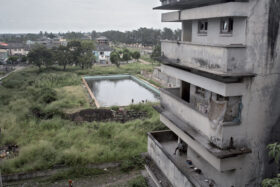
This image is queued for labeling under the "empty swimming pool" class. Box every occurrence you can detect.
[84,75,160,107]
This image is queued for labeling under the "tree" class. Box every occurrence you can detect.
[110,51,120,67]
[161,27,174,40]
[54,46,72,70]
[132,51,141,61]
[151,45,161,61]
[262,143,280,187]
[79,41,95,69]
[122,48,131,63]
[67,41,82,66]
[21,56,28,63]
[7,56,19,65]
[27,46,53,70]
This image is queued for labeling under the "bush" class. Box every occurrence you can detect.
[121,155,144,172]
[39,87,58,104]
[128,176,148,187]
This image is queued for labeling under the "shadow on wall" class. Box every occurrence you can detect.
[268,0,280,59]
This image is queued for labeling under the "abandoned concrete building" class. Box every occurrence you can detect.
[146,0,280,186]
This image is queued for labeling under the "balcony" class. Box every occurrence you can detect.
[147,130,210,187]
[160,88,247,149]
[161,40,250,75]
[147,131,250,186]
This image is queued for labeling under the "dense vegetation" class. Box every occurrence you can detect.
[0,63,164,174]
[262,143,280,187]
[27,40,95,71]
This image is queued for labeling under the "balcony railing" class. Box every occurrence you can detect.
[161,40,249,75]
[148,130,210,187]
[148,130,250,186]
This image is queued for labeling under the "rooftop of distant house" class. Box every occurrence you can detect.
[96,36,108,41]
[0,42,28,50]
[95,44,113,52]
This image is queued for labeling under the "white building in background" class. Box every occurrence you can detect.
[93,36,113,64]
[146,0,280,186]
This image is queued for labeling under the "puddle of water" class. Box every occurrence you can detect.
[86,78,159,107]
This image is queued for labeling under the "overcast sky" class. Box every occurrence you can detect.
[0,0,180,34]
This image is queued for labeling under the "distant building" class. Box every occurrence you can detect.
[27,37,67,50]
[146,0,280,187]
[93,36,113,64]
[5,43,29,56]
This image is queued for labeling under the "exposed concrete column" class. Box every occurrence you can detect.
[182,21,192,42]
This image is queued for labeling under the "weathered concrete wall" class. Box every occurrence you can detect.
[240,0,280,185]
[161,40,248,74]
[192,17,247,46]
[148,136,193,187]
[151,67,179,87]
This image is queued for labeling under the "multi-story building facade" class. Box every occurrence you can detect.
[146,0,280,186]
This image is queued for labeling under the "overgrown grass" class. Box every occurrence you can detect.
[0,64,164,174]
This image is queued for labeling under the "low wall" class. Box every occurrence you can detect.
[148,133,194,187]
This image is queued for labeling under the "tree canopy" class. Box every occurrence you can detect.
[27,46,53,70]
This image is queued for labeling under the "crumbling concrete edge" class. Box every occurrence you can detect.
[82,77,100,108]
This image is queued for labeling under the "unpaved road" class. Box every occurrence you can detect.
[5,170,144,187]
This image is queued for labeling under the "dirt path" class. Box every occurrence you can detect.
[0,66,25,81]
[5,170,144,187]
[139,59,151,65]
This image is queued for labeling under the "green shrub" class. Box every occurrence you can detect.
[39,87,58,104]
[128,176,148,187]
[121,155,144,172]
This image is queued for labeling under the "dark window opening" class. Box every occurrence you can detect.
[216,94,229,101]
[220,18,234,34]
[180,81,190,103]
[198,20,208,34]
[195,87,206,98]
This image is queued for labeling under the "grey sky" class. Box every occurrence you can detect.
[0,0,180,34]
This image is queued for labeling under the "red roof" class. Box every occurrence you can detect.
[0,42,8,46]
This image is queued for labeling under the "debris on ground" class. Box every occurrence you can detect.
[0,144,19,160]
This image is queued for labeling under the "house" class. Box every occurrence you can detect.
[146,0,280,187]
[93,36,113,64]
[5,43,29,56]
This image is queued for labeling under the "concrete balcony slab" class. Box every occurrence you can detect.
[154,0,249,10]
[153,106,251,172]
[161,64,248,97]
[161,40,251,75]
[162,2,249,22]
[147,130,210,187]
